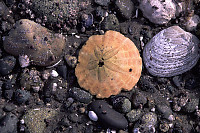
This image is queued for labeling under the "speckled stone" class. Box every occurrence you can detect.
[113,97,132,113]
[115,0,134,19]
[23,108,57,133]
[101,14,119,31]
[0,56,16,76]
[156,104,173,120]
[0,113,18,133]
[141,112,157,126]
[126,109,143,122]
[182,98,199,113]
[68,87,93,104]
[3,19,66,66]
[14,89,31,104]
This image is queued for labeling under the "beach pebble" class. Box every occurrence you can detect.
[65,55,77,68]
[88,100,128,129]
[156,104,173,120]
[115,0,134,19]
[0,113,18,133]
[51,70,59,78]
[138,0,176,24]
[182,97,199,113]
[94,0,110,6]
[112,97,131,113]
[126,109,143,122]
[18,55,30,68]
[14,89,31,104]
[185,14,200,31]
[132,92,147,108]
[88,111,98,121]
[141,112,157,126]
[3,19,65,66]
[0,56,16,76]
[101,14,119,31]
[68,87,93,104]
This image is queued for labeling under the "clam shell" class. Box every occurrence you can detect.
[75,30,142,98]
[143,26,200,77]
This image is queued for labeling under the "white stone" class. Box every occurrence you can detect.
[139,0,176,24]
[51,70,58,77]
[18,55,30,68]
[88,111,98,121]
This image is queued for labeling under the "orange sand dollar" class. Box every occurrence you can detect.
[75,30,142,98]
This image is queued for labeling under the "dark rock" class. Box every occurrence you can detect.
[138,76,156,93]
[156,104,173,120]
[141,112,157,126]
[126,109,143,122]
[3,103,15,112]
[88,100,128,130]
[173,76,183,89]
[68,87,92,104]
[14,89,31,104]
[0,56,16,76]
[68,113,80,123]
[183,98,199,113]
[0,113,18,133]
[59,117,70,127]
[85,124,94,133]
[64,55,77,68]
[2,80,12,90]
[64,98,74,109]
[95,6,107,18]
[115,0,134,19]
[3,89,14,100]
[112,96,131,113]
[101,14,119,31]
[94,0,110,6]
[81,13,93,28]
[56,65,67,80]
[132,92,147,108]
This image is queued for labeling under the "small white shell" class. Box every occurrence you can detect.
[51,70,58,77]
[18,55,30,68]
[138,0,176,24]
[143,26,200,77]
[88,111,98,121]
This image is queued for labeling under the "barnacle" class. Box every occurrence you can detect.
[75,30,142,98]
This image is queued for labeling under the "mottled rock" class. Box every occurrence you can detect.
[88,100,128,129]
[0,56,16,76]
[138,0,176,24]
[132,92,147,108]
[141,112,157,126]
[65,55,77,68]
[113,97,131,113]
[3,19,65,66]
[68,87,93,104]
[126,109,143,122]
[23,108,57,133]
[94,0,110,6]
[14,89,31,104]
[101,14,119,31]
[183,98,199,113]
[156,104,173,120]
[20,68,44,91]
[0,113,18,133]
[115,0,134,19]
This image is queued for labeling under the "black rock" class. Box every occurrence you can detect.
[14,89,30,104]
[3,89,14,100]
[56,65,67,80]
[0,113,18,133]
[3,103,15,112]
[182,98,199,113]
[0,56,16,76]
[88,100,128,130]
[156,104,172,120]
[68,87,92,104]
[132,92,147,108]
[112,96,131,113]
[115,0,134,19]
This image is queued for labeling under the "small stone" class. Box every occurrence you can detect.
[113,97,131,113]
[115,0,134,19]
[59,117,70,127]
[68,87,93,104]
[88,100,128,130]
[23,108,57,133]
[156,104,173,120]
[132,92,147,108]
[159,123,170,132]
[41,70,50,80]
[0,113,18,133]
[3,103,15,112]
[68,113,80,123]
[81,13,93,28]
[185,14,200,31]
[18,55,30,68]
[88,111,98,121]
[141,112,157,126]
[0,56,16,76]
[3,89,14,100]
[182,98,199,113]
[51,70,59,77]
[126,109,143,123]
[14,89,31,104]
[101,14,119,31]
[65,55,77,68]
[94,0,110,6]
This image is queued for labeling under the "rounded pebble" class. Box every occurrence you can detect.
[88,111,98,121]
[115,0,134,19]
[113,96,132,113]
[88,100,128,130]
[126,109,143,123]
[0,56,16,76]
[141,112,157,126]
[51,70,59,77]
[0,113,18,133]
[56,65,67,80]
[14,89,31,104]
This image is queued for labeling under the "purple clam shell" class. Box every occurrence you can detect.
[143,26,200,77]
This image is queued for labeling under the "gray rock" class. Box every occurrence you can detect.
[15,89,31,104]
[68,87,93,104]
[183,98,199,113]
[94,0,110,6]
[141,112,157,126]
[0,113,18,133]
[0,56,16,76]
[113,97,131,113]
[3,103,15,112]
[115,0,134,19]
[102,14,119,31]
[156,104,173,120]
[132,92,147,108]
[126,109,143,122]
